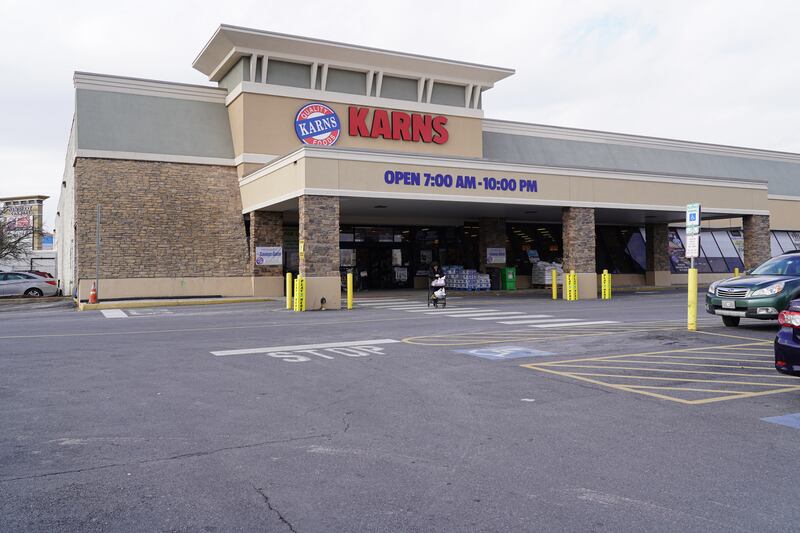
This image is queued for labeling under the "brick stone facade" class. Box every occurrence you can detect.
[743,214,771,269]
[645,223,671,272]
[478,217,507,272]
[562,207,596,272]
[249,211,283,276]
[299,195,340,277]
[74,158,249,280]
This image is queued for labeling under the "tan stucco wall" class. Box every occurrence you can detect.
[77,276,257,301]
[229,93,484,165]
[240,159,306,212]
[243,155,771,215]
[769,198,800,230]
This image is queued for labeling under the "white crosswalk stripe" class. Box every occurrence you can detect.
[529,320,619,328]
[439,311,524,318]
[499,317,578,325]
[344,297,620,329]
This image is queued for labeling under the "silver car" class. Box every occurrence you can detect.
[0,272,59,297]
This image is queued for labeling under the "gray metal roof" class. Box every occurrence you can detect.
[483,131,799,196]
[75,89,234,159]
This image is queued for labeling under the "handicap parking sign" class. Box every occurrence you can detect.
[454,346,553,360]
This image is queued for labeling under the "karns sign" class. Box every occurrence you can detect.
[294,103,449,146]
[348,107,448,145]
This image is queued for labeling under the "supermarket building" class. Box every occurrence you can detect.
[57,25,800,307]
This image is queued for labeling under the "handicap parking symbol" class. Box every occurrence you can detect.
[454,346,554,360]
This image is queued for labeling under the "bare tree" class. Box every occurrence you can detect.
[0,217,39,262]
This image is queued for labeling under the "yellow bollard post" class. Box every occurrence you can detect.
[347,272,353,310]
[299,276,306,312]
[607,271,612,299]
[734,267,740,277]
[562,271,570,301]
[551,269,558,300]
[293,278,300,312]
[286,272,293,310]
[687,267,698,331]
[570,270,578,301]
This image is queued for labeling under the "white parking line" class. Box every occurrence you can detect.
[499,318,580,325]
[529,320,618,328]
[212,338,401,356]
[403,307,480,313]
[100,309,127,319]
[439,311,526,318]
[429,309,500,316]
[468,313,533,320]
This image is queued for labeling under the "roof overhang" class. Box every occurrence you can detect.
[193,24,515,86]
[238,147,770,224]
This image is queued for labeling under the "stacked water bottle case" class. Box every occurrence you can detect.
[442,265,491,291]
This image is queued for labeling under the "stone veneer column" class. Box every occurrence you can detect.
[478,218,507,273]
[645,223,671,286]
[299,195,341,310]
[743,214,771,269]
[249,211,284,296]
[562,207,597,299]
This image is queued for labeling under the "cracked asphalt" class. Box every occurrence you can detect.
[1,291,799,532]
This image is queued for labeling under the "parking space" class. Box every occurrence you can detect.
[521,337,793,405]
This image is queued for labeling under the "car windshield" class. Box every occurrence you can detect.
[751,255,800,276]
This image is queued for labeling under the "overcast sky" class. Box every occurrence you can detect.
[2,0,798,230]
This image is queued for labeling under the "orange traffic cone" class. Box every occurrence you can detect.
[89,282,98,304]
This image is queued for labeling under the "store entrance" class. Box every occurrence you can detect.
[356,247,395,290]
[339,224,478,290]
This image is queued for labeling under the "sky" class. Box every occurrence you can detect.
[1,0,798,231]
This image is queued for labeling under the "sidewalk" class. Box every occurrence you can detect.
[77,296,275,311]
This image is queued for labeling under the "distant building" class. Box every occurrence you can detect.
[1,195,56,276]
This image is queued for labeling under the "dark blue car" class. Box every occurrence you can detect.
[775,299,800,376]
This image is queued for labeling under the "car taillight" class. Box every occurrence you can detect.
[778,311,800,328]
[45,280,56,286]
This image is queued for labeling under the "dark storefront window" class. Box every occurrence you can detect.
[507,224,562,276]
[595,226,646,274]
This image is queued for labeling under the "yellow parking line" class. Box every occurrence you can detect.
[632,354,767,363]
[586,359,770,370]
[682,350,773,357]
[542,363,795,379]
[695,330,774,343]
[557,371,794,387]
[533,342,774,367]
[625,385,756,394]
[685,387,800,405]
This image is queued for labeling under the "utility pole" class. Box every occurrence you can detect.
[95,205,101,301]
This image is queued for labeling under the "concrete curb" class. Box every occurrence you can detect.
[78,297,275,311]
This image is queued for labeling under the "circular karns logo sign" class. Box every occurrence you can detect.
[294,103,341,146]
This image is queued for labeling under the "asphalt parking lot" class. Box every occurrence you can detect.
[2,290,799,532]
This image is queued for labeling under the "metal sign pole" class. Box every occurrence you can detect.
[95,205,100,301]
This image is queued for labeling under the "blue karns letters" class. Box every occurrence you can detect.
[383,170,537,193]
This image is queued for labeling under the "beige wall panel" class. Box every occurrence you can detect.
[240,159,305,212]
[304,158,341,189]
[589,177,768,212]
[332,159,571,202]
[239,163,265,179]
[252,276,284,297]
[769,198,800,230]
[238,93,483,159]
[303,276,341,311]
[228,95,245,157]
[78,276,254,301]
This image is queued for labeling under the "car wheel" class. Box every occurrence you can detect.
[24,288,44,297]
[722,315,740,327]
